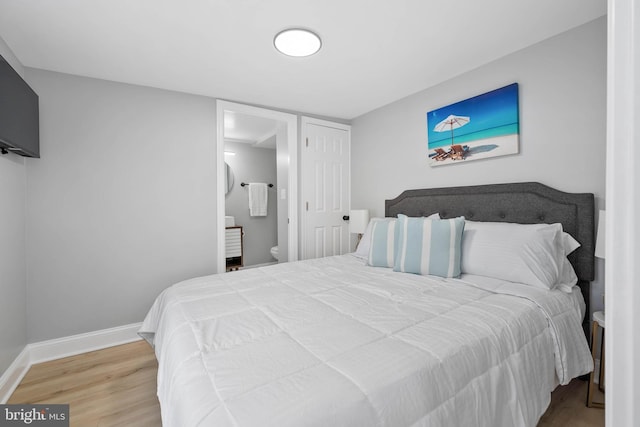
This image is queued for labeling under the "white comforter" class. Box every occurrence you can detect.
[139,254,593,427]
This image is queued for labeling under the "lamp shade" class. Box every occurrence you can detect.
[349,210,370,234]
[595,210,606,259]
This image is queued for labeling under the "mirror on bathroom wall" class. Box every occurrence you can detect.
[225,162,234,195]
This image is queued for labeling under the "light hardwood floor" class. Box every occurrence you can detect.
[8,341,161,427]
[9,341,604,426]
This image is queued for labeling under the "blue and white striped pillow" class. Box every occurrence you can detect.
[393,214,465,278]
[367,218,397,268]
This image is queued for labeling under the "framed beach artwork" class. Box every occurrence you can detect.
[427,83,519,166]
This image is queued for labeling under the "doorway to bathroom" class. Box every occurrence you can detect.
[215,101,298,273]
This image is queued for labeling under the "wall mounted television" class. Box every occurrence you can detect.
[0,53,39,158]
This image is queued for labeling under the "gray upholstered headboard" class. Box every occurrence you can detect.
[385,182,595,336]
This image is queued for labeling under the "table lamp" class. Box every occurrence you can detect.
[349,209,370,245]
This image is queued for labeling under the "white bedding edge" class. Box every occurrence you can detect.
[453,273,593,384]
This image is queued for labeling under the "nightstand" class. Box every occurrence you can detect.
[586,310,605,408]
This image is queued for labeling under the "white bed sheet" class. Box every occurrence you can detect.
[139,254,593,427]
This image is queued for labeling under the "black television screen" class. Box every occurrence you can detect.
[0,54,39,158]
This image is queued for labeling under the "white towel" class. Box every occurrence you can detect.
[248,183,268,216]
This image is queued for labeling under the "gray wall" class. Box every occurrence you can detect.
[24,69,218,342]
[351,18,606,314]
[14,69,344,345]
[224,141,278,266]
[0,36,28,376]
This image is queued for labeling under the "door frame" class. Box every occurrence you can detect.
[605,0,639,425]
[300,116,351,260]
[216,100,298,273]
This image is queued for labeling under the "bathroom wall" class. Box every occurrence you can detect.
[225,140,278,266]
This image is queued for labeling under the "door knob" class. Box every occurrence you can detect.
[342,215,350,221]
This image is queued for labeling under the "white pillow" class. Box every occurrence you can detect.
[353,213,440,259]
[461,221,580,291]
[562,232,581,255]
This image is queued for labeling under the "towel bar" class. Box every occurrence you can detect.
[240,182,273,188]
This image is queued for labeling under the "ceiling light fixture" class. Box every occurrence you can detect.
[274,28,322,57]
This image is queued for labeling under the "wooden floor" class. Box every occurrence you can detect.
[539,377,605,427]
[8,341,161,427]
[9,341,605,426]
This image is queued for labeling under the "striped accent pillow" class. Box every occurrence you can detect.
[393,214,465,278]
[367,218,397,267]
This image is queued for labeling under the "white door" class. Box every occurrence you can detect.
[301,117,351,260]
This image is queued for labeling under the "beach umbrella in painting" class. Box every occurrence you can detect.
[434,114,470,144]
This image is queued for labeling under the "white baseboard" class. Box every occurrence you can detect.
[0,347,30,404]
[0,322,143,403]
[28,322,142,365]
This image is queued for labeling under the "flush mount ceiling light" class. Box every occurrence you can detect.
[274,28,321,57]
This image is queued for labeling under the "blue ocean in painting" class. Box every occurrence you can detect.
[427,83,519,149]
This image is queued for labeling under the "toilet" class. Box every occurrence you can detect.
[270,246,279,261]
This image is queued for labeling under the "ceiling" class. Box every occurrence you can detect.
[224,111,279,149]
[0,0,606,120]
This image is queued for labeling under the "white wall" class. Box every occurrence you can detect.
[0,36,27,376]
[224,140,277,266]
[351,18,606,312]
[24,69,218,342]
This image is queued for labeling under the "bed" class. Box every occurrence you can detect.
[140,182,595,427]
